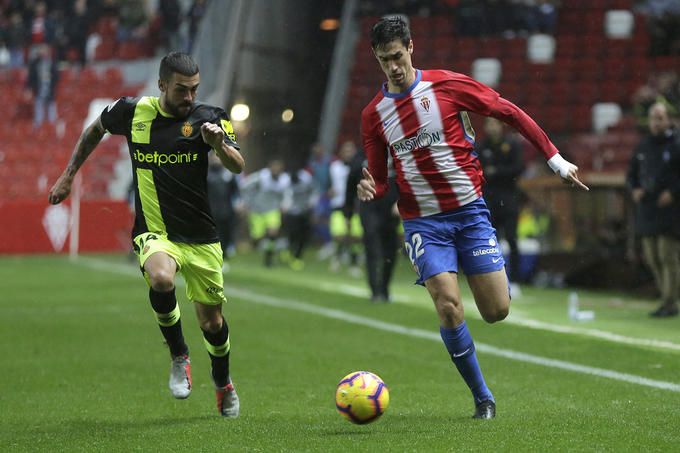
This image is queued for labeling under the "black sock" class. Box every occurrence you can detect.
[149,287,188,357]
[202,316,231,388]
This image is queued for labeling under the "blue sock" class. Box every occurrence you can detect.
[440,322,494,405]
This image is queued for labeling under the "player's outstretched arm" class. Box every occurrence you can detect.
[547,154,589,191]
[201,123,244,174]
[357,167,377,202]
[48,117,106,205]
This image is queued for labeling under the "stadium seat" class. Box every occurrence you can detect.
[472,58,501,87]
[592,102,622,133]
[527,34,555,63]
[605,10,634,38]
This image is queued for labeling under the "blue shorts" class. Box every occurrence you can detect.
[402,197,506,285]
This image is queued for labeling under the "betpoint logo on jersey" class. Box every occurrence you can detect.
[392,127,443,155]
[133,149,198,165]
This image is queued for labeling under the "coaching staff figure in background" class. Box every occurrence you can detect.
[476,117,524,284]
[48,52,245,416]
[346,149,401,303]
[627,102,680,318]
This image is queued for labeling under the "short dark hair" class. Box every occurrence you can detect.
[159,52,199,81]
[370,17,411,50]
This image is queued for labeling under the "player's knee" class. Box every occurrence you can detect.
[148,269,174,292]
[435,296,463,326]
[199,315,223,334]
[480,304,509,324]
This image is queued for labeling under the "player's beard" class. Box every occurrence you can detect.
[167,100,193,119]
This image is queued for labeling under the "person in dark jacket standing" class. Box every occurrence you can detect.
[346,149,401,302]
[477,117,524,284]
[627,102,680,318]
[27,43,59,128]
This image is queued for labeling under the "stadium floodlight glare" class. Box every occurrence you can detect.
[281,108,294,123]
[320,18,340,31]
[230,103,250,121]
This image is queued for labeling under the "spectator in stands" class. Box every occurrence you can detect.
[636,0,680,55]
[187,0,208,53]
[65,0,90,67]
[27,43,59,128]
[632,72,680,132]
[28,2,55,46]
[159,0,182,51]
[117,0,149,43]
[530,0,558,35]
[3,11,27,68]
[477,117,525,284]
[627,102,680,318]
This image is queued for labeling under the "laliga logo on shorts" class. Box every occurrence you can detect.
[42,204,71,252]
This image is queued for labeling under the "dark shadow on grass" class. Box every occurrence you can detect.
[323,429,375,436]
[322,412,475,437]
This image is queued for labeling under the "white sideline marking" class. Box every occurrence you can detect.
[77,257,680,393]
[227,265,680,352]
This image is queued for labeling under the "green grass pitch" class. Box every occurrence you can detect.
[1,252,679,451]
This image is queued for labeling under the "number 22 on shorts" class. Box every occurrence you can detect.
[404,233,425,276]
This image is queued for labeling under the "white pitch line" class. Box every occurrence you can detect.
[76,257,680,393]
[223,265,680,352]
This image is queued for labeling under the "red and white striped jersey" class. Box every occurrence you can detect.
[361,69,559,219]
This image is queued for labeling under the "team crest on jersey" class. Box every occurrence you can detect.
[420,96,431,112]
[181,122,193,137]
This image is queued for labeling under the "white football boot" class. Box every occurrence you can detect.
[216,381,240,417]
[169,354,192,399]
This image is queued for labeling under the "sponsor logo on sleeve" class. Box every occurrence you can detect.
[220,119,237,142]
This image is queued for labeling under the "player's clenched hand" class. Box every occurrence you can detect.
[201,122,224,149]
[357,167,377,202]
[48,173,73,205]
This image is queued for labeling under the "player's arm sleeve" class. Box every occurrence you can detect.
[100,97,136,135]
[361,110,389,199]
[449,74,559,160]
[487,97,559,160]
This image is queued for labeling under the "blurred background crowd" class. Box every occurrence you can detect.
[1,0,680,311]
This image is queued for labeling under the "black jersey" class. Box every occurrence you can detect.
[100,96,240,243]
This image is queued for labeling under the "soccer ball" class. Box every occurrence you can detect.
[335,371,389,424]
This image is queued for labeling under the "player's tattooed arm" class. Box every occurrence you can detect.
[63,117,106,178]
[48,117,106,204]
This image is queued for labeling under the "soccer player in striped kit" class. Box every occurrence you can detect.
[357,17,589,419]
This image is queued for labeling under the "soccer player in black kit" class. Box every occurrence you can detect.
[48,52,245,417]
